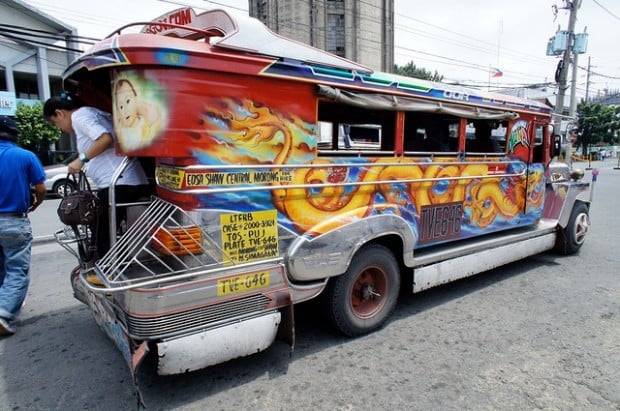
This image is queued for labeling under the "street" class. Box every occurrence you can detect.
[1,161,619,410]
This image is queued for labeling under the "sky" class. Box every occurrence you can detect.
[20,0,620,102]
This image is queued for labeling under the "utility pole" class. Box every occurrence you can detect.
[569,52,579,116]
[553,0,581,136]
[584,56,591,102]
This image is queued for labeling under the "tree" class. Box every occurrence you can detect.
[393,61,444,82]
[14,101,61,164]
[575,102,620,156]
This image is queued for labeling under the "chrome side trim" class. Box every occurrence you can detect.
[411,220,557,267]
[413,230,557,293]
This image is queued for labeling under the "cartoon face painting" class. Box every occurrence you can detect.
[115,79,142,128]
[112,72,167,152]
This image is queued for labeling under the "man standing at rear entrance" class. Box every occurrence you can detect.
[0,115,46,336]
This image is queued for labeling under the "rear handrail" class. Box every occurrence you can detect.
[108,157,152,248]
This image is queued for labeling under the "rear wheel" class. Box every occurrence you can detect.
[556,202,589,255]
[323,244,400,337]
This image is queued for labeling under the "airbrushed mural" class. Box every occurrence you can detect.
[112,71,168,152]
[113,70,546,250]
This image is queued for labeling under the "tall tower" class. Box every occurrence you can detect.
[248,0,394,72]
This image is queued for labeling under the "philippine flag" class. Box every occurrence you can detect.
[491,67,503,78]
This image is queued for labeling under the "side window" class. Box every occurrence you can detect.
[317,121,336,149]
[403,112,459,153]
[317,121,382,150]
[490,121,508,153]
[317,101,393,155]
[466,120,506,154]
[532,123,545,163]
[347,124,382,149]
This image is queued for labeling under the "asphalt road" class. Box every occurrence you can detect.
[29,197,63,244]
[1,160,619,410]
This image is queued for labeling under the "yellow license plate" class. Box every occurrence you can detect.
[217,271,270,296]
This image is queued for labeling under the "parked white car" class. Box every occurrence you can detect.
[44,154,97,197]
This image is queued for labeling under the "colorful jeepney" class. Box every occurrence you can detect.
[56,7,592,400]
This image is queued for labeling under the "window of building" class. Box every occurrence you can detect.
[326,0,345,9]
[326,14,345,56]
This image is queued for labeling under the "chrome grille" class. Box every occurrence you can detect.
[126,294,271,339]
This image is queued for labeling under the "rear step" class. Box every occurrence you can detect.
[412,220,558,292]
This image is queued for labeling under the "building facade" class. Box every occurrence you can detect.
[1,0,82,157]
[1,0,79,110]
[248,0,394,72]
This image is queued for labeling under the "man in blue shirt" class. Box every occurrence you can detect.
[0,115,46,336]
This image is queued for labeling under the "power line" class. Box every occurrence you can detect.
[592,0,620,21]
[0,24,96,46]
[16,0,620,89]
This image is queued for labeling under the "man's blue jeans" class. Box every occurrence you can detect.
[0,216,32,322]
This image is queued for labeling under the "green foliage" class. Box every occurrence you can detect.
[576,102,620,155]
[393,61,444,82]
[14,102,61,148]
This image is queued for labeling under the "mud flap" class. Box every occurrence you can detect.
[276,292,295,357]
[156,312,281,375]
[86,290,149,408]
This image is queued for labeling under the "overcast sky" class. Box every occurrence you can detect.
[22,0,620,101]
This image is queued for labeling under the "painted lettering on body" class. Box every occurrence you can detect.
[418,202,463,244]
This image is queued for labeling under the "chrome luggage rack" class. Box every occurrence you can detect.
[57,197,236,292]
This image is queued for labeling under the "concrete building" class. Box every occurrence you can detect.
[1,0,82,157]
[0,0,79,109]
[248,0,394,72]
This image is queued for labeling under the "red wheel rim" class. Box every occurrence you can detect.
[349,265,388,318]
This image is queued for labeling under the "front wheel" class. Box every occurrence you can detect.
[322,244,400,337]
[555,202,590,255]
[53,179,76,197]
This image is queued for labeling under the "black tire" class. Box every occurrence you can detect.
[323,244,400,337]
[53,179,76,197]
[555,202,589,255]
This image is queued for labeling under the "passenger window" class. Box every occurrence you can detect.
[317,101,392,155]
[532,124,545,163]
[490,121,508,153]
[466,120,505,154]
[403,113,458,153]
[317,121,382,150]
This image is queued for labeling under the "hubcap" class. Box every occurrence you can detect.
[350,266,387,318]
[573,212,589,245]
